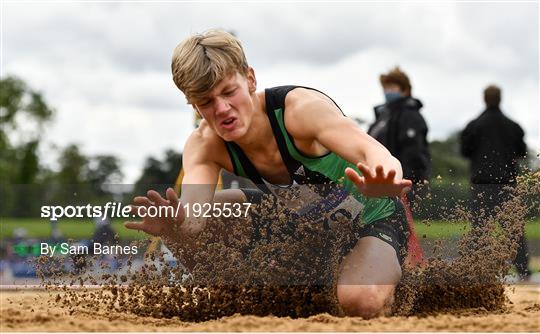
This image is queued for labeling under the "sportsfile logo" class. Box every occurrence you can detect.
[40,202,175,221]
[40,202,254,221]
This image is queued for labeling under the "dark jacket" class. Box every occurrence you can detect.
[368,97,431,183]
[460,107,526,184]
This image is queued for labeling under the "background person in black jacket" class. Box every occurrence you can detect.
[460,84,530,280]
[368,67,431,208]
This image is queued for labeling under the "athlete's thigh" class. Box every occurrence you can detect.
[337,236,402,286]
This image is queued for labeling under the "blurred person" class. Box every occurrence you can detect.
[49,218,64,242]
[460,84,530,280]
[368,67,431,208]
[125,29,419,318]
[93,215,116,246]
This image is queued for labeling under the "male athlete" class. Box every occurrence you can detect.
[125,30,413,318]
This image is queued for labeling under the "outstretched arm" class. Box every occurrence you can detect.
[124,129,221,240]
[286,90,411,197]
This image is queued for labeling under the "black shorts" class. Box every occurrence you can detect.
[349,198,409,265]
[240,188,409,266]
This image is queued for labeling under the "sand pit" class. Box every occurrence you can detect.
[1,173,538,331]
[1,285,539,332]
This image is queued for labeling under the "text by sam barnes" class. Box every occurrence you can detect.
[40,243,138,257]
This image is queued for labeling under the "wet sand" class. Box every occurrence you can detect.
[1,285,538,332]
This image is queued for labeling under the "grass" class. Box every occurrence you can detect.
[414,220,540,239]
[1,217,539,240]
[0,218,146,240]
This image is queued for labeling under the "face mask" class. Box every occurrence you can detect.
[384,91,403,103]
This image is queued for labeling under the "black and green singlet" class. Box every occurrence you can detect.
[224,86,396,225]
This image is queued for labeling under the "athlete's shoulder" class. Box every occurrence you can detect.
[186,120,218,145]
[285,87,339,116]
[283,87,344,142]
[184,120,227,165]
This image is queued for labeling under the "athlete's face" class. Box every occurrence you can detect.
[193,69,257,142]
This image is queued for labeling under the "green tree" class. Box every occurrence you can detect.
[16,140,40,184]
[48,146,125,207]
[414,132,470,220]
[87,155,124,196]
[57,144,89,185]
[430,132,469,181]
[45,144,90,207]
[133,149,182,196]
[162,149,183,184]
[0,76,53,150]
[0,76,54,216]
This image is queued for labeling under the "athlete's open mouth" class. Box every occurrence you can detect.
[221,117,237,128]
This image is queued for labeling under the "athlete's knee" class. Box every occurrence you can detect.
[336,284,394,318]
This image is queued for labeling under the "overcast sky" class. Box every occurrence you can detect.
[2,2,538,183]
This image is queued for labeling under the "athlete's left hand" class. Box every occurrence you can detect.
[345,162,412,198]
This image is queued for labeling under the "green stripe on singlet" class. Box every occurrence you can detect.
[274,108,395,224]
[228,145,248,178]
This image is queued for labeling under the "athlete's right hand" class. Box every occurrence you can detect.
[124,188,185,237]
[345,162,412,198]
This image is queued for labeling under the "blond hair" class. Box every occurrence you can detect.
[171,30,249,103]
